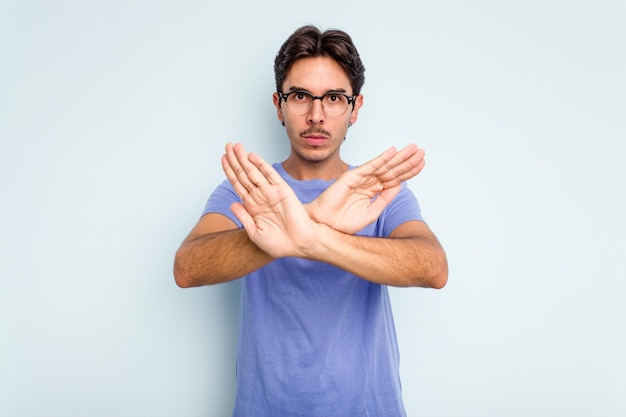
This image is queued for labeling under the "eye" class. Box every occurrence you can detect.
[292,92,309,102]
[324,94,347,105]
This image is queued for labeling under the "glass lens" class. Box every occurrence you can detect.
[286,93,311,115]
[322,94,349,117]
[284,92,350,117]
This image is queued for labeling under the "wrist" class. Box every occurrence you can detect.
[304,202,320,223]
[299,222,335,260]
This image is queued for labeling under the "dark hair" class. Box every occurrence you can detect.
[274,25,366,95]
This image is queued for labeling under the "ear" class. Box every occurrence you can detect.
[273,92,284,124]
[349,94,364,126]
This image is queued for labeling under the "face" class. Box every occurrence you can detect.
[273,56,363,168]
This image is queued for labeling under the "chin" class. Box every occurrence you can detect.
[301,147,339,163]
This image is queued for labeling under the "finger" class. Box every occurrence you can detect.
[222,153,240,190]
[369,185,402,213]
[391,146,425,174]
[366,146,398,173]
[233,143,273,188]
[378,157,425,187]
[224,143,258,192]
[374,144,418,175]
[223,144,255,198]
[376,145,425,184]
[230,202,257,234]
[390,147,425,180]
[350,146,397,179]
[249,152,287,186]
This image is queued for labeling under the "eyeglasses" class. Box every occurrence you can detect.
[278,91,356,117]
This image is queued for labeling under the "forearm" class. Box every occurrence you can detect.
[174,228,273,287]
[306,225,448,288]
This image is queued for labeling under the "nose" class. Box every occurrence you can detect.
[307,97,325,125]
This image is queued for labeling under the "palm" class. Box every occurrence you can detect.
[235,180,318,258]
[309,144,425,234]
[222,144,319,258]
[311,169,399,234]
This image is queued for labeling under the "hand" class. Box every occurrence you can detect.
[307,144,425,234]
[221,143,320,258]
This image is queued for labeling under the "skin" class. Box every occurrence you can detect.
[174,56,448,289]
[273,57,363,180]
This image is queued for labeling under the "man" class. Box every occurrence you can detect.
[174,25,447,417]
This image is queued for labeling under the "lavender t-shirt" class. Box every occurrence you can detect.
[203,163,423,417]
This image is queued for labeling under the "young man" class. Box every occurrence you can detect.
[174,25,447,417]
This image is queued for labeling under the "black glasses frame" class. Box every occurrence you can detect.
[278,91,357,115]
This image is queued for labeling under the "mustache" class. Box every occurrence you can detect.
[300,126,331,137]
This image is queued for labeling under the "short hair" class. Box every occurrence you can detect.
[274,25,366,95]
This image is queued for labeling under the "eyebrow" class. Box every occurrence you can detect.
[287,86,349,94]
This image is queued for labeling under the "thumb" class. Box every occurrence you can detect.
[230,202,256,233]
[370,186,402,214]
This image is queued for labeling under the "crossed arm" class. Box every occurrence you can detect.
[174,143,447,288]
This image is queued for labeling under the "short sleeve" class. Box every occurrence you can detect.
[201,179,243,228]
[377,183,424,237]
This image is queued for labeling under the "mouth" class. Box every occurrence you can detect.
[301,127,331,147]
[302,135,328,147]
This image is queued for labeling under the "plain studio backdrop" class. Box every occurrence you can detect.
[1,1,624,416]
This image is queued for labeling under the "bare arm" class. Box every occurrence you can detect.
[307,144,425,234]
[304,220,448,288]
[222,143,448,288]
[174,141,317,288]
[174,142,442,288]
[173,213,273,287]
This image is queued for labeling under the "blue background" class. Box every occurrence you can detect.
[1,1,624,416]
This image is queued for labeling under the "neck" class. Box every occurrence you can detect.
[282,153,348,181]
